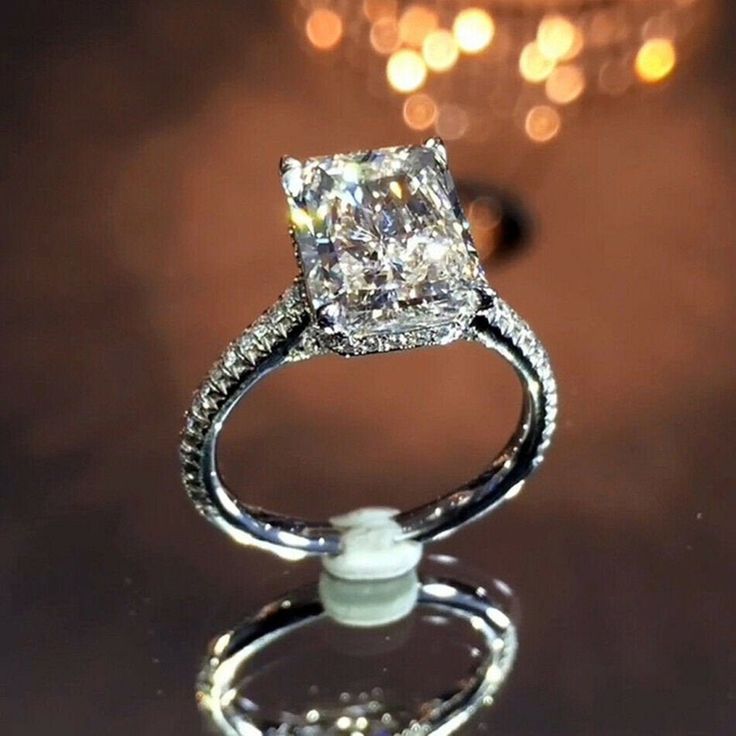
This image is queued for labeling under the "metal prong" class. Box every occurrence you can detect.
[424,136,448,164]
[315,304,339,334]
[279,155,303,198]
[279,155,301,176]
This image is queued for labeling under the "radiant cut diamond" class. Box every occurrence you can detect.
[281,142,487,350]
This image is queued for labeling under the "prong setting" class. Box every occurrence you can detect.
[279,155,303,198]
[281,143,489,356]
[315,304,340,333]
[423,136,448,165]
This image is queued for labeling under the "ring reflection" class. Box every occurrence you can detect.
[197,556,518,736]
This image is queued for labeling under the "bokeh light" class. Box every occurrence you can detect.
[642,12,678,40]
[399,5,439,48]
[524,105,561,143]
[599,58,634,95]
[370,17,401,55]
[453,8,495,54]
[362,0,397,23]
[468,196,503,262]
[589,10,618,48]
[545,64,585,104]
[403,93,438,130]
[635,38,676,83]
[305,8,344,51]
[436,103,470,139]
[519,41,556,83]
[537,14,576,60]
[422,29,460,72]
[562,24,584,61]
[386,48,427,93]
[296,0,700,142]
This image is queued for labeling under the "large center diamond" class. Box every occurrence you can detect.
[281,143,485,348]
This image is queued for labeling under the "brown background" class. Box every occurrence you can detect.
[2,1,735,734]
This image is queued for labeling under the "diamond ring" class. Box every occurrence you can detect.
[179,139,557,559]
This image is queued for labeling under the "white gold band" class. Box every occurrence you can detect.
[179,282,557,559]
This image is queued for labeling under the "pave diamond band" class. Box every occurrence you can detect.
[179,141,557,559]
[179,282,557,559]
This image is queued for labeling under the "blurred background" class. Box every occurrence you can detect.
[2,0,735,733]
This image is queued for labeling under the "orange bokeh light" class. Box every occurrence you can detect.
[363,0,397,23]
[305,8,343,51]
[403,93,438,130]
[398,5,439,48]
[545,64,585,105]
[370,17,401,55]
[525,105,561,143]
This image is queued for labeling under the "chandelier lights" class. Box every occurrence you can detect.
[295,0,704,143]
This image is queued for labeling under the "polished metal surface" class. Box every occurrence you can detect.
[179,282,557,557]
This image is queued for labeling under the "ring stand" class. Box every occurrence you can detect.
[319,507,422,627]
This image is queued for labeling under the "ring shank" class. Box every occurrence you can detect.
[179,283,557,558]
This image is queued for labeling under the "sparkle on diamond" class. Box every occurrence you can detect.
[283,144,484,341]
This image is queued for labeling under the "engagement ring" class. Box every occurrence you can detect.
[179,139,557,559]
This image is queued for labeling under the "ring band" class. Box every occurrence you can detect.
[179,141,557,558]
[179,284,556,557]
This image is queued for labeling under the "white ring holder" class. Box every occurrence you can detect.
[319,507,423,627]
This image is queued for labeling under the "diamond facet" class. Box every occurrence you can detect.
[282,143,487,352]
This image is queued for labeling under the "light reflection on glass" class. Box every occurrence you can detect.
[197,557,518,736]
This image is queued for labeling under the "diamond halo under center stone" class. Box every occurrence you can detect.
[281,139,489,355]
